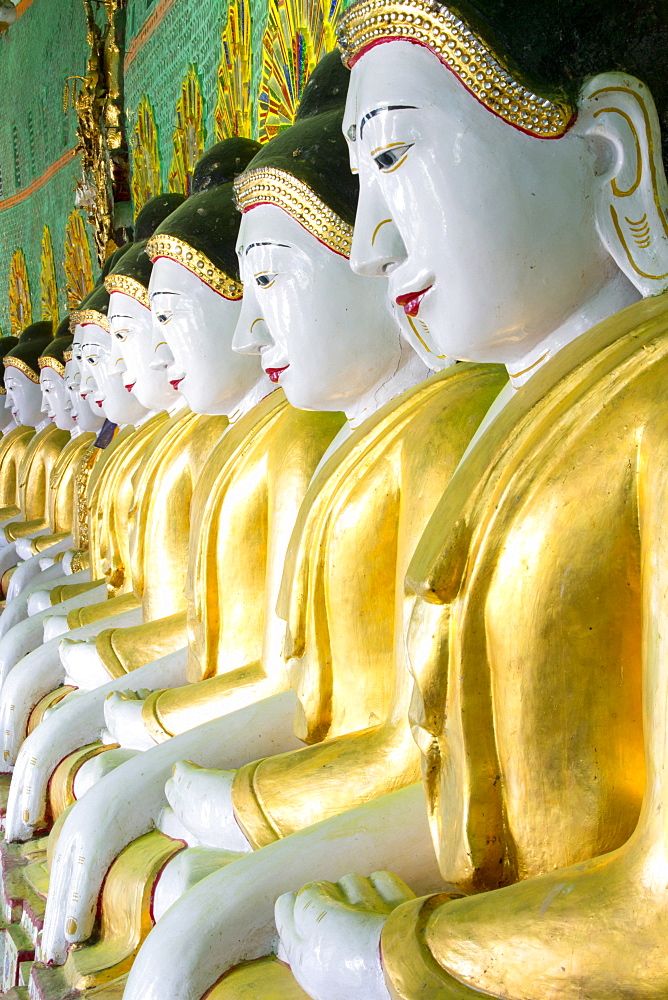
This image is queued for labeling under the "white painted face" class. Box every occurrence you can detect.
[64,346,104,434]
[148,257,261,416]
[5,368,43,426]
[233,204,416,410]
[78,322,149,426]
[344,41,623,365]
[108,291,178,412]
[40,368,75,431]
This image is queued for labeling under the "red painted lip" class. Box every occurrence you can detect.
[170,378,184,390]
[95,400,104,408]
[266,365,289,383]
[124,382,136,393]
[395,286,432,317]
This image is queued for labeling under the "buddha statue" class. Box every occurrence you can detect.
[54,139,265,693]
[0,323,70,578]
[30,58,503,994]
[239,3,668,999]
[0,334,35,530]
[7,323,100,599]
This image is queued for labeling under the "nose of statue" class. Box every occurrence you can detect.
[350,209,407,278]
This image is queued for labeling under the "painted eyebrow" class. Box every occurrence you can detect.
[244,242,290,255]
[109,314,133,320]
[359,105,417,139]
[149,290,180,300]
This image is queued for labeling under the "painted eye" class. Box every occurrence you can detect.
[114,330,128,342]
[255,274,276,288]
[156,312,172,325]
[373,144,413,172]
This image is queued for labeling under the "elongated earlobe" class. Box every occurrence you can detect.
[576,73,668,296]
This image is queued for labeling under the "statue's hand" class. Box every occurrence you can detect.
[164,761,252,852]
[103,690,156,751]
[60,636,112,690]
[275,872,415,1000]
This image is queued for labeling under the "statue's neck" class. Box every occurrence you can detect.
[35,417,50,433]
[346,346,431,429]
[507,271,641,388]
[70,425,82,439]
[227,375,275,425]
[1,416,17,435]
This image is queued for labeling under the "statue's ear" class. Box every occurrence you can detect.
[576,73,668,296]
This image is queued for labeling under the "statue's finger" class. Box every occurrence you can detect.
[337,872,384,909]
[369,870,416,910]
[274,890,299,944]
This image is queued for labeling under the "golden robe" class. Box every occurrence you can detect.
[88,406,230,673]
[4,423,70,541]
[380,295,668,997]
[0,424,35,522]
[230,364,507,847]
[138,390,345,737]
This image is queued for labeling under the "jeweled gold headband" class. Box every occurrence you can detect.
[337,0,575,139]
[146,235,243,300]
[38,357,66,377]
[3,358,40,383]
[234,168,354,258]
[0,388,6,395]
[63,348,73,363]
[104,274,150,309]
[72,309,110,332]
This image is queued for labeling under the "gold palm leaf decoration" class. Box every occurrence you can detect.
[214,0,253,140]
[258,0,344,143]
[131,94,162,214]
[8,249,32,335]
[168,66,206,196]
[40,226,60,325]
[64,210,95,310]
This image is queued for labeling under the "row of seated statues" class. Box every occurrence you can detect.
[0,0,665,995]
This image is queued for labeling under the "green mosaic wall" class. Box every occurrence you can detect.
[0,0,354,335]
[0,0,99,335]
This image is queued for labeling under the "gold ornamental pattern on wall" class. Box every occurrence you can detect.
[40,226,60,325]
[258,0,345,143]
[168,66,207,196]
[64,210,95,310]
[131,95,162,214]
[8,249,32,335]
[215,0,253,140]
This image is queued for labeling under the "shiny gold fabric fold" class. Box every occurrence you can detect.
[231,364,507,845]
[3,423,70,539]
[0,424,34,523]
[95,611,187,679]
[139,392,345,740]
[66,592,142,630]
